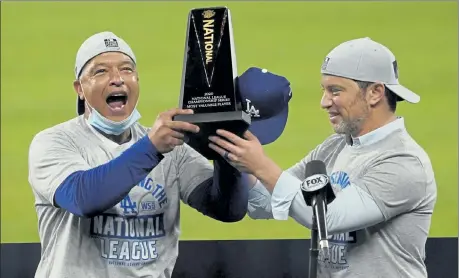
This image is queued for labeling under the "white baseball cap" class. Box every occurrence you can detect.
[320,37,420,104]
[74,31,137,115]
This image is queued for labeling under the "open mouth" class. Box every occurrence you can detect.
[328,112,340,122]
[106,92,128,110]
[329,113,339,118]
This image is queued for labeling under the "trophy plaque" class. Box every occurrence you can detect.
[174,7,251,160]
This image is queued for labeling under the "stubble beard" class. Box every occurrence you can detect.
[333,95,370,138]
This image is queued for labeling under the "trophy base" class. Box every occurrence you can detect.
[173,111,252,160]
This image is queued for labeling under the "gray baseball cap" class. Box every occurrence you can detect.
[74,31,137,115]
[320,37,420,104]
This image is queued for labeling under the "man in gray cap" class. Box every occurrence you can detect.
[27,31,251,278]
[209,37,437,277]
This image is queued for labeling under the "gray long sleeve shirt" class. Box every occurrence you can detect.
[247,117,437,278]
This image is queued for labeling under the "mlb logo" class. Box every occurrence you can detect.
[104,38,119,48]
[392,60,399,79]
[321,57,330,70]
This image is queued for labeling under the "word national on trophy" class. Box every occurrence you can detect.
[174,6,251,160]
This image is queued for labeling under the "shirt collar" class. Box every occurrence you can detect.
[351,117,405,147]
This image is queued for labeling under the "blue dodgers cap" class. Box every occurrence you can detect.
[238,67,292,145]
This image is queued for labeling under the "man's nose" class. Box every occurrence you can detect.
[109,70,124,86]
[320,92,332,109]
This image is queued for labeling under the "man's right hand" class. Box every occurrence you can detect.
[148,108,199,153]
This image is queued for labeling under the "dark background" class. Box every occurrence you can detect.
[2,238,457,278]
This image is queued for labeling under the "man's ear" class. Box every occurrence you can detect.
[367,83,385,106]
[73,80,84,100]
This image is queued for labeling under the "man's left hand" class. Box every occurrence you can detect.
[208,129,266,175]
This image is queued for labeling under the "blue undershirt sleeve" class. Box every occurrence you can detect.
[54,135,164,217]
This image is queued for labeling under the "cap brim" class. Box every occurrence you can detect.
[386,84,420,104]
[248,106,288,145]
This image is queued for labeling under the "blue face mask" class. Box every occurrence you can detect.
[86,103,141,135]
[81,83,141,135]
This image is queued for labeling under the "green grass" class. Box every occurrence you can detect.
[1,1,457,243]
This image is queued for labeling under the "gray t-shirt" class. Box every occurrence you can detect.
[28,116,213,278]
[247,118,437,278]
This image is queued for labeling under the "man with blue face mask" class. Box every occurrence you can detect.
[27,31,256,278]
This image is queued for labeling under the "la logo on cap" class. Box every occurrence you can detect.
[245,99,260,118]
